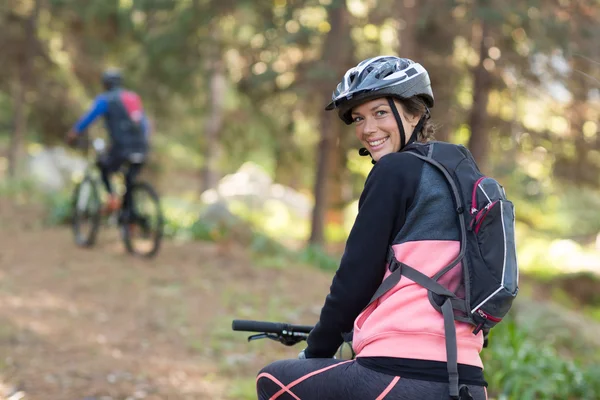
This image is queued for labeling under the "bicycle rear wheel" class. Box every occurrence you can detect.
[121,181,163,258]
[71,176,101,247]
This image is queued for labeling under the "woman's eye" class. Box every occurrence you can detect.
[352,116,363,123]
[375,110,387,117]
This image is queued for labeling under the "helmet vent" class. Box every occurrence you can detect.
[405,67,418,77]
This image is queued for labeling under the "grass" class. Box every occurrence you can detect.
[0,323,17,345]
[227,378,257,400]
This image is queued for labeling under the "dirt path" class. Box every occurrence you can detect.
[0,201,333,400]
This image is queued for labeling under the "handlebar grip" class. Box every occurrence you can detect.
[232,320,313,334]
[288,324,314,333]
[232,320,284,333]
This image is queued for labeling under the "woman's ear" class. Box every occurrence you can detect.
[407,112,421,128]
[394,99,421,128]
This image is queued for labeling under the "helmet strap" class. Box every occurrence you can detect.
[387,98,406,148]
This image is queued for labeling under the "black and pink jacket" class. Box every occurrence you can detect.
[306,148,484,371]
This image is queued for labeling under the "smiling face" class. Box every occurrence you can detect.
[351,98,420,162]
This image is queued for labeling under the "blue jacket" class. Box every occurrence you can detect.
[73,88,150,154]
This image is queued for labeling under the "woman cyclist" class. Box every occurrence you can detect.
[256,56,488,400]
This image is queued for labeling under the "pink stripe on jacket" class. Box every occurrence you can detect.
[352,240,484,368]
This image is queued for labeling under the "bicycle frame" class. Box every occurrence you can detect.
[76,136,130,202]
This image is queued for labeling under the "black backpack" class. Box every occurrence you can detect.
[367,141,519,399]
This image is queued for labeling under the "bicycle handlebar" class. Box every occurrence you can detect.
[232,319,313,334]
[232,319,356,359]
[232,319,314,346]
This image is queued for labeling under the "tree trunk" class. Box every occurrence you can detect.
[310,112,334,246]
[397,0,421,60]
[324,119,345,227]
[309,1,352,246]
[274,121,300,188]
[569,51,593,185]
[467,16,492,171]
[8,79,26,178]
[7,0,40,178]
[200,58,226,193]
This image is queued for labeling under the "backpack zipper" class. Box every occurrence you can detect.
[477,308,502,323]
[474,200,499,234]
[473,309,502,334]
[471,177,487,214]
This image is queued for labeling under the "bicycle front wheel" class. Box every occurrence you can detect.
[121,181,163,258]
[71,176,101,247]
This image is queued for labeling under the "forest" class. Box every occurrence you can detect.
[0,0,599,399]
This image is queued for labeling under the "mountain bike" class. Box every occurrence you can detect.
[231,319,355,360]
[70,135,163,258]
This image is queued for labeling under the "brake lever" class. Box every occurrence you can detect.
[247,333,306,347]
[248,333,279,342]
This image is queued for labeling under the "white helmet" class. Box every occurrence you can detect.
[326,56,434,125]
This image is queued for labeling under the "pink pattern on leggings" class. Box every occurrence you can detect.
[375,376,400,399]
[257,360,353,400]
[257,361,402,400]
[256,372,301,400]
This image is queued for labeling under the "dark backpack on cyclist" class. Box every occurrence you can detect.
[367,141,519,400]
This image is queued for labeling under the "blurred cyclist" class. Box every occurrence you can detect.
[66,68,151,213]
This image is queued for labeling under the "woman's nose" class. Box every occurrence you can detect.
[362,117,377,136]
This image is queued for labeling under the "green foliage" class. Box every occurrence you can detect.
[45,190,72,226]
[188,219,221,242]
[3,0,599,249]
[227,378,257,400]
[298,244,339,272]
[250,231,291,257]
[484,316,600,400]
[0,178,39,199]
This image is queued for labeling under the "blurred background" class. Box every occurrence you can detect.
[0,0,599,399]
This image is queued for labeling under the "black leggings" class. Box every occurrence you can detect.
[97,151,142,210]
[257,358,487,400]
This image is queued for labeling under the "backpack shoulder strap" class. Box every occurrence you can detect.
[404,143,468,259]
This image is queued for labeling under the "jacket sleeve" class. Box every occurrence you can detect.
[305,153,423,358]
[73,95,108,134]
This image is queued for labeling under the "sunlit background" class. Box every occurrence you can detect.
[0,0,599,399]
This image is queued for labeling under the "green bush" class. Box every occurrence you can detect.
[0,178,39,200]
[250,231,291,256]
[484,317,600,400]
[189,219,220,242]
[45,191,72,225]
[298,244,338,272]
